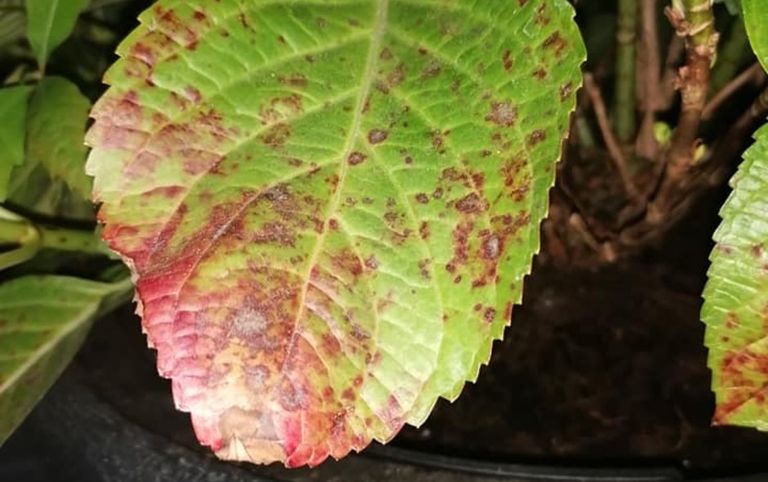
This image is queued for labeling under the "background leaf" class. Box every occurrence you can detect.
[703,125,768,428]
[25,0,88,69]
[87,0,584,466]
[0,0,26,51]
[0,85,31,202]
[703,0,768,429]
[0,276,129,445]
[26,76,92,199]
[743,0,767,70]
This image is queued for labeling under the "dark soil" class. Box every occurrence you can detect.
[76,193,768,477]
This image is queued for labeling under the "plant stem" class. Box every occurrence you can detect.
[709,16,749,95]
[636,0,662,159]
[614,0,638,143]
[664,0,718,181]
[37,225,106,254]
[713,86,768,168]
[585,74,639,198]
[0,215,106,258]
[703,62,765,120]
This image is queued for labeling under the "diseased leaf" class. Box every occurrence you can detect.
[0,86,32,202]
[25,0,88,69]
[703,125,768,428]
[87,0,584,467]
[703,0,768,430]
[26,76,92,199]
[0,276,128,445]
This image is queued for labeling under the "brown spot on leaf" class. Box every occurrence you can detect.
[542,32,567,57]
[486,102,517,127]
[261,123,292,148]
[419,221,430,240]
[365,256,379,270]
[432,131,446,152]
[482,234,500,260]
[527,129,546,147]
[455,193,489,213]
[484,307,496,323]
[253,222,296,246]
[560,82,574,102]
[279,73,308,87]
[418,259,431,280]
[348,151,367,166]
[502,50,513,71]
[421,61,441,79]
[368,129,389,144]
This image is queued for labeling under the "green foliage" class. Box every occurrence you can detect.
[0,275,130,445]
[0,0,132,449]
[0,1,26,50]
[26,76,92,199]
[87,0,585,466]
[0,86,31,202]
[702,0,768,430]
[25,0,88,70]
[702,124,768,428]
[742,0,767,69]
[715,0,742,15]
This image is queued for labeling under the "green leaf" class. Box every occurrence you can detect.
[0,276,128,445]
[25,0,88,69]
[703,124,768,429]
[0,86,32,202]
[87,0,584,466]
[743,0,768,71]
[715,0,741,15]
[703,0,768,430]
[0,0,26,50]
[26,76,92,199]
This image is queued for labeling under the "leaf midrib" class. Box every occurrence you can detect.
[278,0,390,378]
[38,0,60,67]
[0,300,95,394]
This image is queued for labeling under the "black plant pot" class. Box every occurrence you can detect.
[5,259,768,482]
[2,367,768,482]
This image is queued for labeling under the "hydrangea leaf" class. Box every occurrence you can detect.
[0,85,32,202]
[703,0,768,429]
[25,0,88,69]
[703,125,768,428]
[0,276,128,445]
[87,0,584,467]
[743,0,768,71]
[25,76,93,199]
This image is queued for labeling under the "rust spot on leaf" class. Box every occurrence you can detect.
[261,123,292,148]
[419,221,430,240]
[421,61,441,79]
[485,102,517,127]
[279,73,308,87]
[368,129,389,144]
[527,129,546,147]
[348,151,367,166]
[455,193,488,213]
[484,307,496,323]
[502,50,513,71]
[533,68,548,80]
[542,32,567,57]
[560,82,574,102]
